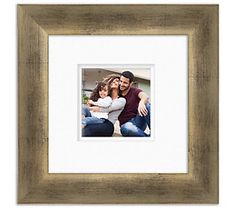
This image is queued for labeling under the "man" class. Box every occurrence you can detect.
[118,71,151,137]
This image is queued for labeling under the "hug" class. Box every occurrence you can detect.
[82,71,151,137]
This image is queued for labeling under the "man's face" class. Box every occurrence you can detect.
[119,76,131,91]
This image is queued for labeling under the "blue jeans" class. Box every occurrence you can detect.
[120,103,151,137]
[82,106,105,126]
[82,119,114,137]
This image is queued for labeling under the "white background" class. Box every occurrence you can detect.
[1,0,235,208]
[49,36,187,173]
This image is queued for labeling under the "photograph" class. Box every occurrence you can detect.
[79,65,152,139]
[16,4,219,204]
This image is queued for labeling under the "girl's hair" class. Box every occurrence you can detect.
[89,81,110,102]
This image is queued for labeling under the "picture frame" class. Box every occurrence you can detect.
[18,4,219,203]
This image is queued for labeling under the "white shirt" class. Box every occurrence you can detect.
[91,96,112,119]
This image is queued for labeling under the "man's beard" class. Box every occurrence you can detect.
[119,85,129,94]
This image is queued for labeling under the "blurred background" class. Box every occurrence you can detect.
[82,68,151,101]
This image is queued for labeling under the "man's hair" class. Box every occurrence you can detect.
[121,71,134,83]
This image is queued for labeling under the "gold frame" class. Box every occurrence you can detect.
[18,5,219,203]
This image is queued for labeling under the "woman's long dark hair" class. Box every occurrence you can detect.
[89,81,110,102]
[102,74,123,97]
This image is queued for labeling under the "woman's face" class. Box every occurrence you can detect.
[110,78,120,89]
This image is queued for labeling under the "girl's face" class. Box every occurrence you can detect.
[110,78,120,89]
[99,85,109,98]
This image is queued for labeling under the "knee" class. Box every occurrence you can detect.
[120,122,138,137]
[82,106,91,117]
[146,103,151,112]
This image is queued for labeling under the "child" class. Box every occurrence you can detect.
[82,81,112,127]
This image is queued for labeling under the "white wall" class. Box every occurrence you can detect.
[2,0,235,208]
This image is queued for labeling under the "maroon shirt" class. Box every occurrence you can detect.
[118,87,142,126]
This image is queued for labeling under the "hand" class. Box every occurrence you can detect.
[89,106,100,112]
[138,101,148,117]
[87,99,94,106]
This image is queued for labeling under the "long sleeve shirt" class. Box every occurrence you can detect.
[99,97,126,124]
[93,96,112,108]
[91,96,112,119]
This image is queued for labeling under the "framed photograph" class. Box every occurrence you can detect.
[78,64,153,140]
[18,5,219,203]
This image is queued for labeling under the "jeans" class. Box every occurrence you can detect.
[120,103,151,137]
[82,119,114,137]
[82,106,105,126]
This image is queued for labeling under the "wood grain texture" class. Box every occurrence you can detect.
[18,4,218,203]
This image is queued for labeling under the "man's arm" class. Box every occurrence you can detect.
[138,92,149,116]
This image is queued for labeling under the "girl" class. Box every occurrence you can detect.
[82,81,112,127]
[82,74,126,136]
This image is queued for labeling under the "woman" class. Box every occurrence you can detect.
[82,74,126,137]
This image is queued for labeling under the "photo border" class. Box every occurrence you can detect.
[78,64,155,141]
[18,4,219,203]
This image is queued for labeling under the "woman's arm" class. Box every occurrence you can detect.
[92,96,112,108]
[99,98,126,113]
